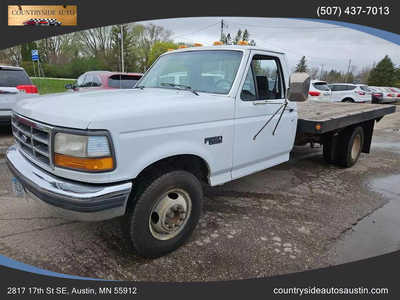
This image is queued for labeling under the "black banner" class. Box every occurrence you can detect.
[1,0,400,49]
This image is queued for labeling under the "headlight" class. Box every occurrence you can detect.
[54,132,114,172]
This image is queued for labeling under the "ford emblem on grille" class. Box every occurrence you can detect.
[21,134,28,143]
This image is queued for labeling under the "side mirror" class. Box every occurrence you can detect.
[65,83,76,90]
[287,72,310,102]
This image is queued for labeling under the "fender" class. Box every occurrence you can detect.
[116,128,234,186]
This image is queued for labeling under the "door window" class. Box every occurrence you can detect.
[240,55,283,101]
[77,73,102,87]
[240,68,257,101]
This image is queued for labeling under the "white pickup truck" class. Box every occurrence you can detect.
[6,46,395,258]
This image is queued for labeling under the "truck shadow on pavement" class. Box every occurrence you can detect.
[0,142,399,281]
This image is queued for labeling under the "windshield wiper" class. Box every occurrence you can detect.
[160,83,199,96]
[134,85,145,90]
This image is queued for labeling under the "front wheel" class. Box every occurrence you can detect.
[124,170,203,258]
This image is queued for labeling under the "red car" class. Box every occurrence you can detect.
[23,19,37,26]
[65,71,143,92]
[23,18,62,26]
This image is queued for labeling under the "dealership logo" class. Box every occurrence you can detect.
[8,5,77,26]
[23,18,62,26]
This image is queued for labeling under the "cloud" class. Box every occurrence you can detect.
[138,17,400,72]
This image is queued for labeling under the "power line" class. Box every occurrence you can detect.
[227,20,348,31]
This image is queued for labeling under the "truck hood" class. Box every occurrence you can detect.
[14,88,233,130]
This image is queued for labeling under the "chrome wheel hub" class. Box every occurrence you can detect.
[149,189,192,240]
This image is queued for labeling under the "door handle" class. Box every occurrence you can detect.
[252,100,268,105]
[285,108,295,112]
[252,100,283,105]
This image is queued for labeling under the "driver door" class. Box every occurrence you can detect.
[232,52,297,180]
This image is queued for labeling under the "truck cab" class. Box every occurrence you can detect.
[5,46,317,257]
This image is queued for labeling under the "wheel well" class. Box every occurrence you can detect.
[136,155,210,185]
[342,97,354,102]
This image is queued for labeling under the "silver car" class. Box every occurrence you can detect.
[0,66,38,125]
[369,86,397,104]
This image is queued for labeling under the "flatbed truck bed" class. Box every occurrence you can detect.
[297,102,396,134]
[295,101,396,167]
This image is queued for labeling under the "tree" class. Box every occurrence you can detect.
[36,33,78,64]
[321,69,344,83]
[20,41,37,61]
[140,24,172,70]
[308,67,320,79]
[109,24,138,72]
[221,28,256,45]
[130,23,172,71]
[368,55,396,86]
[355,66,372,84]
[76,26,113,59]
[0,46,21,65]
[394,67,400,87]
[346,72,355,83]
[0,22,174,76]
[295,56,308,73]
[148,41,179,66]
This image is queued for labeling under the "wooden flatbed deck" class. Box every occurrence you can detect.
[297,102,396,134]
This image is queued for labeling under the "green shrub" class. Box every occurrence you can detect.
[21,57,110,79]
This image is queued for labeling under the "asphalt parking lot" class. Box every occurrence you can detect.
[0,110,399,281]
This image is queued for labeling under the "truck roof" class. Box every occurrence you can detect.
[167,45,285,55]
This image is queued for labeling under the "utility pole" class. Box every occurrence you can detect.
[320,64,324,80]
[346,59,352,83]
[220,19,225,41]
[120,25,125,73]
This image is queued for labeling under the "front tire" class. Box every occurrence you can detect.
[125,170,203,258]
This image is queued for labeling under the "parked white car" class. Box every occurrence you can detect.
[328,83,370,103]
[386,87,400,102]
[356,84,373,102]
[308,80,331,102]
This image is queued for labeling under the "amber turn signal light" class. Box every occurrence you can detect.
[54,153,114,172]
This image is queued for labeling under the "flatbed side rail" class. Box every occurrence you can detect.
[297,104,396,135]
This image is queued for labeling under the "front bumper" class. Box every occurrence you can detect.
[6,145,132,221]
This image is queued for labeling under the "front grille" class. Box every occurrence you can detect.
[11,113,53,168]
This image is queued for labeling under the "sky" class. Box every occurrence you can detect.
[138,17,400,74]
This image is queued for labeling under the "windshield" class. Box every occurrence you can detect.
[0,69,32,87]
[312,82,330,91]
[138,50,243,94]
[108,74,141,89]
[76,73,102,88]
